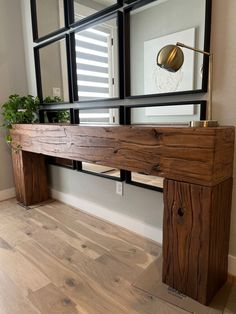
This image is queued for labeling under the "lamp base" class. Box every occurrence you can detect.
[189,120,218,128]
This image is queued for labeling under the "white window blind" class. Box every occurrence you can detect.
[74,5,117,123]
[75,22,114,101]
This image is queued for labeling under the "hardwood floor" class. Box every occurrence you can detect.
[0,198,235,314]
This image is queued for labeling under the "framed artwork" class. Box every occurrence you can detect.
[144,28,195,116]
[144,28,195,95]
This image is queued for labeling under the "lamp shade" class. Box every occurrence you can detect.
[156,44,184,72]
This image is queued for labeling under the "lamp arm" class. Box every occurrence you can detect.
[176,42,211,56]
[176,42,213,120]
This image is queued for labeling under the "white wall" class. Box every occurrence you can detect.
[20,0,236,266]
[36,0,61,39]
[50,166,163,242]
[211,0,236,257]
[0,0,28,193]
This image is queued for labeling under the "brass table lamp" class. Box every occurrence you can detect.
[157,42,218,127]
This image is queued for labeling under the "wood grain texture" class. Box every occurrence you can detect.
[162,178,233,305]
[10,124,235,186]
[0,198,235,313]
[0,198,195,314]
[11,150,49,206]
[0,268,40,314]
[28,283,78,314]
[207,178,233,303]
[9,124,235,306]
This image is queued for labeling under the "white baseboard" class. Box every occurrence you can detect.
[51,188,236,277]
[51,189,163,244]
[228,255,236,277]
[0,188,16,202]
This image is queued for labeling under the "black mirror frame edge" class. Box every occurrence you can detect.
[34,34,74,104]
[124,100,207,192]
[70,10,124,104]
[31,0,123,43]
[68,0,123,28]
[30,0,70,43]
[123,0,212,99]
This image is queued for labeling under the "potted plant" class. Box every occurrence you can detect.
[1,94,40,143]
[1,94,40,127]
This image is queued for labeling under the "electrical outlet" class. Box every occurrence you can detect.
[52,87,61,98]
[116,182,123,196]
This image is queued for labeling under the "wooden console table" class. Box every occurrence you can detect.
[10,124,235,305]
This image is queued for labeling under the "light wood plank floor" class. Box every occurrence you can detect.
[0,198,235,314]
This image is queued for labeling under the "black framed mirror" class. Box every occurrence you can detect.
[34,35,73,104]
[70,11,124,103]
[126,171,164,192]
[126,100,207,125]
[74,106,124,124]
[68,0,123,27]
[77,161,125,181]
[124,0,212,98]
[30,0,69,42]
[39,108,74,124]
[124,101,206,191]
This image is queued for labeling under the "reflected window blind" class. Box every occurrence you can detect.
[79,108,111,124]
[75,24,113,101]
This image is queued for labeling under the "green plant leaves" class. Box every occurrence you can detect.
[43,96,62,103]
[57,110,70,123]
[1,94,40,128]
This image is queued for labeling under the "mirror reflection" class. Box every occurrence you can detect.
[131,172,164,189]
[38,37,69,102]
[130,103,205,125]
[43,109,71,123]
[77,107,119,124]
[82,162,120,178]
[72,0,117,23]
[73,16,119,101]
[48,156,75,168]
[35,0,65,39]
[129,0,208,96]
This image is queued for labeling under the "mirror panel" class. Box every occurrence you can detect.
[129,102,206,125]
[72,15,119,102]
[36,36,70,103]
[42,109,71,123]
[75,107,120,124]
[81,162,121,179]
[32,0,66,41]
[126,0,210,97]
[72,0,118,24]
[48,156,75,168]
[130,172,164,190]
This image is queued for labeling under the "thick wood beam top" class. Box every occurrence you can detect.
[10,124,235,186]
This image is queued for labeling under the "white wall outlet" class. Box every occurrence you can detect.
[116,182,123,196]
[52,87,61,98]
